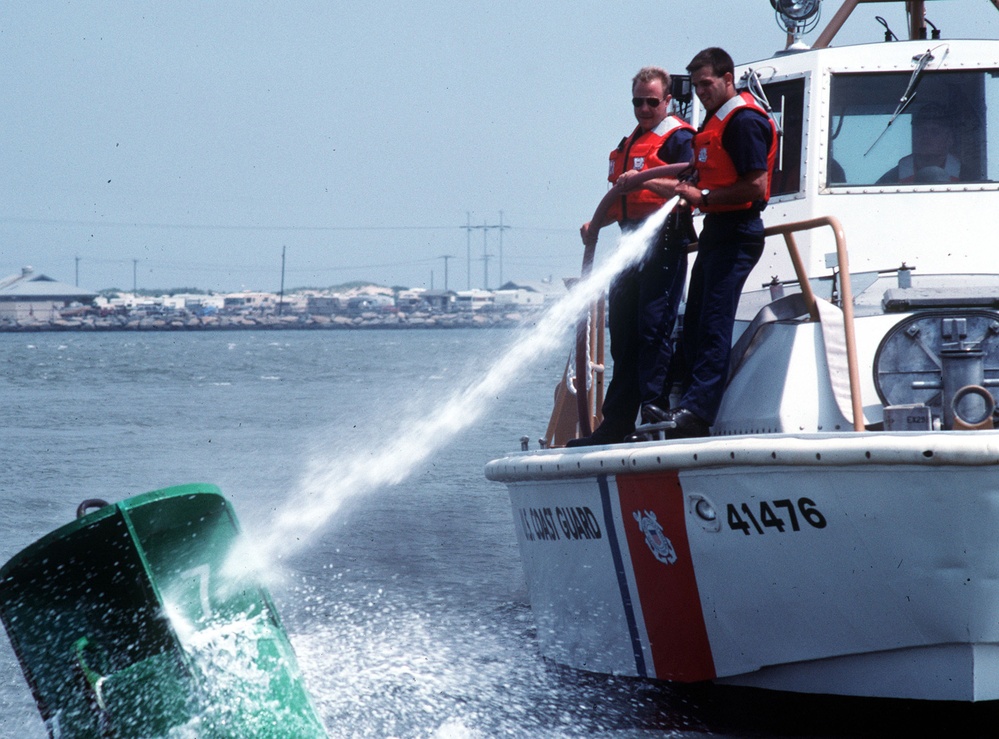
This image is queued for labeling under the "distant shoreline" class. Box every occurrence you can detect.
[0,311,531,333]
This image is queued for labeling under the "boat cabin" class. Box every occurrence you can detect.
[724,7,999,299]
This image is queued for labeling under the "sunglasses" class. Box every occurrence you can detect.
[632,97,663,108]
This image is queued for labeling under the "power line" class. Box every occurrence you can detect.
[0,215,575,234]
[0,216,460,233]
[78,255,443,274]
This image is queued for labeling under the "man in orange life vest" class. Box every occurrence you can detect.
[568,66,695,447]
[648,47,777,438]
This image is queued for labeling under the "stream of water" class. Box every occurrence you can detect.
[227,202,673,583]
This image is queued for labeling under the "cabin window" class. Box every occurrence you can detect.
[827,70,998,187]
[762,78,805,197]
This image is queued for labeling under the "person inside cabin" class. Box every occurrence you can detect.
[877,103,964,184]
[567,67,695,447]
[643,47,778,439]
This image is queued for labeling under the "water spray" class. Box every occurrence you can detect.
[226,199,678,580]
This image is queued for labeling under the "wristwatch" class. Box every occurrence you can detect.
[700,188,711,206]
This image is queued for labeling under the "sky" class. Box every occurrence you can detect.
[2,1,997,294]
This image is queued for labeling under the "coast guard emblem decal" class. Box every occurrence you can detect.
[633,510,677,565]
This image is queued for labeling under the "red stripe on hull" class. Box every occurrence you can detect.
[617,472,716,681]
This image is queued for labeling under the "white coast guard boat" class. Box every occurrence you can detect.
[486,0,999,701]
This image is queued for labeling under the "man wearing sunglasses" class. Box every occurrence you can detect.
[569,67,695,447]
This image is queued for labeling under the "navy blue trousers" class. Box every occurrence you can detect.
[675,213,764,424]
[599,228,688,435]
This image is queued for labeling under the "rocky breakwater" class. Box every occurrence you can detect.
[0,310,533,332]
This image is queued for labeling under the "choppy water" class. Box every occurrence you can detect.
[2,329,999,738]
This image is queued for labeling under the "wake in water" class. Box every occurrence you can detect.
[226,199,677,580]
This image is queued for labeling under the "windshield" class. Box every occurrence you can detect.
[827,69,999,187]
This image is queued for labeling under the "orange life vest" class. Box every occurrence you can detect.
[606,115,694,222]
[693,92,778,213]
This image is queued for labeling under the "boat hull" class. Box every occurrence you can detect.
[489,432,999,701]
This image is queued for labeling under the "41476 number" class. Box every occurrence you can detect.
[726,497,826,536]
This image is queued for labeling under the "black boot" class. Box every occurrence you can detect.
[656,407,710,439]
[640,403,671,424]
[565,422,634,447]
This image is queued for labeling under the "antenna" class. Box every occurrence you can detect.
[876,15,899,42]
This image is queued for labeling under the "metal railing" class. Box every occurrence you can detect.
[764,215,864,431]
[544,214,864,446]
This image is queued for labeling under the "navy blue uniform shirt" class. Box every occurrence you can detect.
[721,108,773,213]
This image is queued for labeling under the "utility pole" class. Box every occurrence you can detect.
[75,256,80,287]
[462,212,473,289]
[439,254,455,291]
[279,245,286,315]
[465,213,510,289]
[482,219,490,289]
[497,210,511,287]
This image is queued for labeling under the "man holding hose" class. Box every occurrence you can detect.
[568,66,694,447]
[648,47,778,438]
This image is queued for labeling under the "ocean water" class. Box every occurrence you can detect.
[2,328,998,738]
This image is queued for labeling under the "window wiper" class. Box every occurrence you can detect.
[864,48,943,157]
